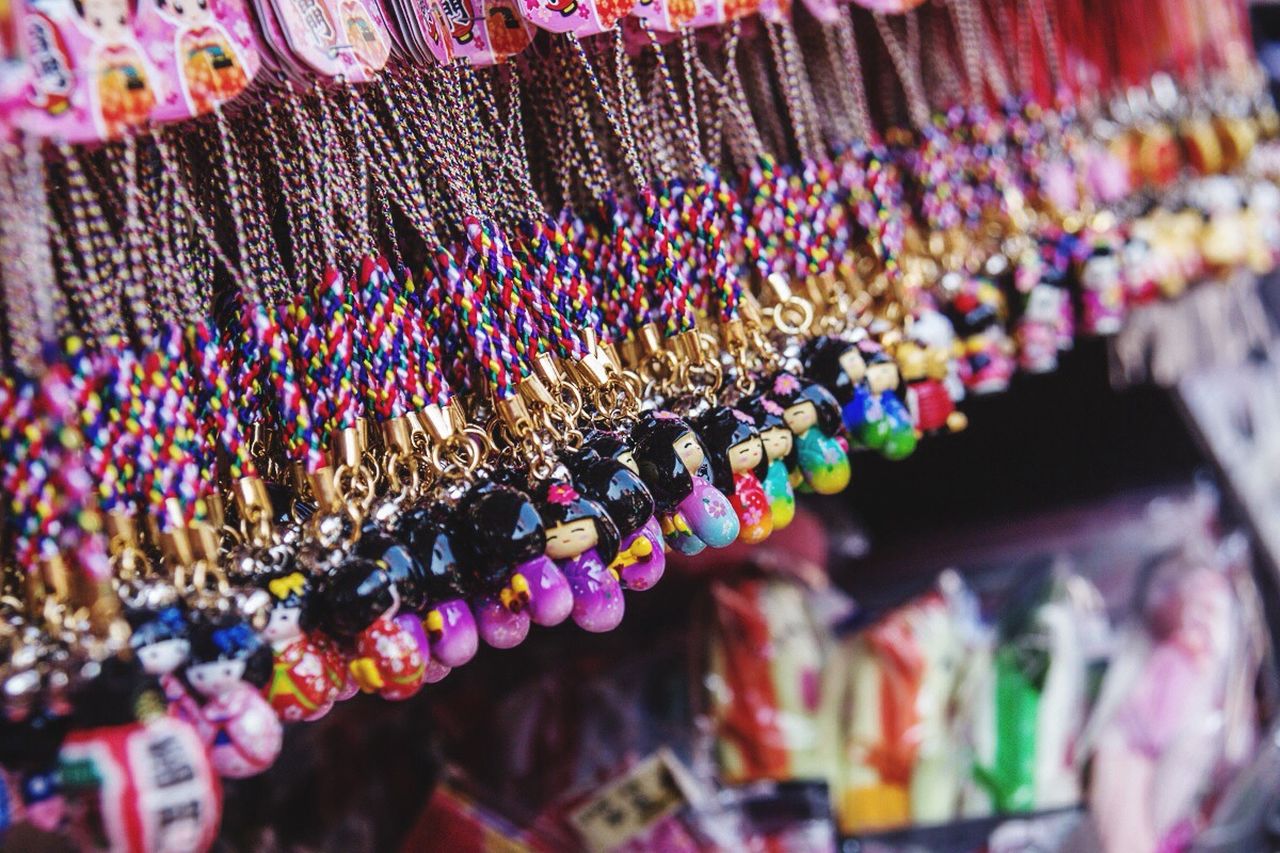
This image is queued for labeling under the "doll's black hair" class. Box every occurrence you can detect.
[579,429,633,464]
[739,392,788,434]
[356,519,437,616]
[452,482,547,590]
[800,336,861,404]
[184,613,273,689]
[259,569,320,633]
[765,372,843,438]
[317,557,396,642]
[566,456,655,539]
[629,410,711,513]
[739,392,798,469]
[125,603,189,654]
[537,480,621,565]
[694,405,769,491]
[396,504,469,606]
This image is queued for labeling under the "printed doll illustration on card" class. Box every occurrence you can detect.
[19,0,158,141]
[134,0,261,122]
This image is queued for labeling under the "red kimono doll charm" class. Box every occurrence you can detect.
[696,406,773,545]
[320,558,428,702]
[259,570,345,722]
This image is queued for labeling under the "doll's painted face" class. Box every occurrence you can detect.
[187,657,246,697]
[262,605,302,643]
[161,0,212,25]
[616,449,639,475]
[866,361,900,394]
[760,425,793,461]
[729,436,764,474]
[137,637,189,676]
[783,400,817,435]
[544,518,598,560]
[838,347,867,384]
[78,0,131,40]
[674,430,705,474]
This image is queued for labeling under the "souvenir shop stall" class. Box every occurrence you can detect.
[1,0,1279,848]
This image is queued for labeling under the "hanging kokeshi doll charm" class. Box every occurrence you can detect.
[537,481,625,633]
[695,407,774,545]
[451,483,555,648]
[352,516,455,683]
[764,373,850,495]
[177,613,282,778]
[123,588,192,706]
[1015,266,1070,375]
[258,569,346,722]
[631,410,740,556]
[571,432,666,591]
[739,394,797,531]
[1077,240,1127,336]
[940,274,1016,395]
[317,558,428,701]
[892,340,966,436]
[396,506,481,672]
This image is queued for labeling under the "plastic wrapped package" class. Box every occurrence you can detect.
[833,580,971,834]
[703,577,843,789]
[698,780,837,853]
[966,568,1103,817]
[1083,534,1264,853]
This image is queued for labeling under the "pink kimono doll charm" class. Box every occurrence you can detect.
[180,614,282,779]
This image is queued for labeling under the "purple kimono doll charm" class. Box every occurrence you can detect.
[453,483,572,647]
[570,437,666,591]
[539,481,625,633]
[396,505,479,672]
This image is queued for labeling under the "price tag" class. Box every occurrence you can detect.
[568,749,698,852]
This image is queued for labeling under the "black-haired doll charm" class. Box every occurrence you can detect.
[397,505,479,670]
[319,558,428,701]
[804,336,916,460]
[631,410,739,556]
[452,482,572,648]
[766,372,851,495]
[695,406,773,544]
[570,447,665,591]
[355,520,452,684]
[258,569,345,722]
[740,393,796,530]
[539,481,625,633]
[178,613,282,778]
[124,595,191,705]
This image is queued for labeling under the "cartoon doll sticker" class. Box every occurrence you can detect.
[135,0,259,122]
[335,0,391,77]
[20,0,157,141]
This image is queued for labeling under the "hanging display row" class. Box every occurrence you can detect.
[0,0,1271,848]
